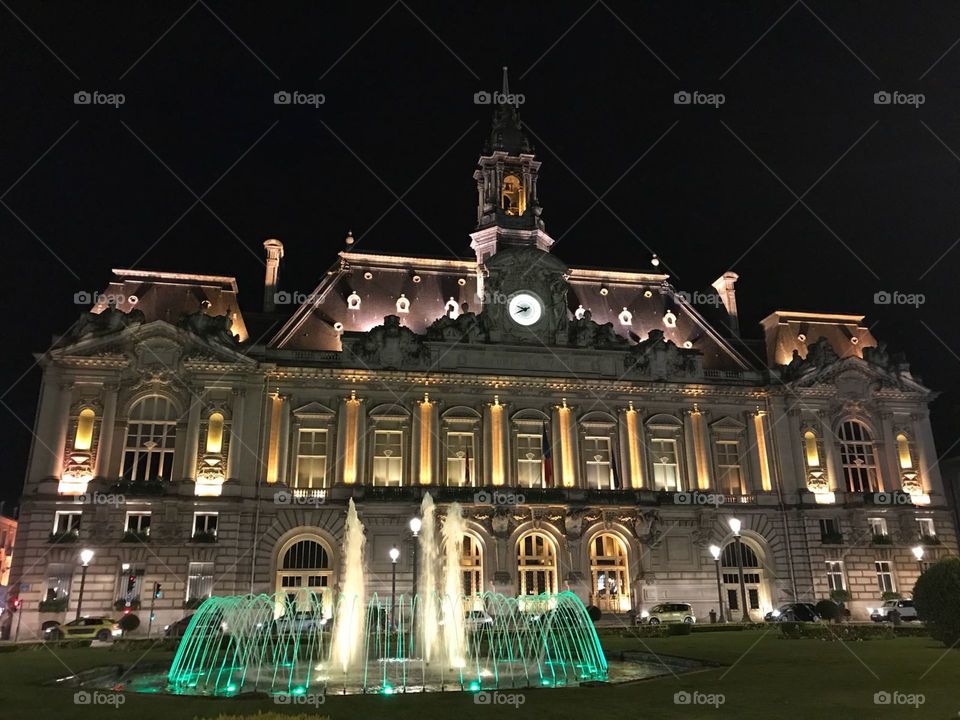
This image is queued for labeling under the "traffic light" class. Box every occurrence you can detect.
[153,583,162,599]
[11,598,21,612]
[126,574,137,596]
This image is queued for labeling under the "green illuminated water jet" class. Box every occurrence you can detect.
[166,590,607,695]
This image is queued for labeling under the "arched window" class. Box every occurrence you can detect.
[721,541,762,619]
[74,408,96,451]
[517,531,557,596]
[276,537,333,599]
[838,420,880,492]
[121,396,178,482]
[205,412,224,454]
[461,532,484,598]
[803,430,820,468]
[895,433,913,471]
[590,533,630,612]
[501,174,523,216]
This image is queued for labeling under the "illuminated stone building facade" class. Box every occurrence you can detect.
[10,83,956,632]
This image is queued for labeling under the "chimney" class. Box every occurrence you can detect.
[262,239,284,312]
[711,271,740,336]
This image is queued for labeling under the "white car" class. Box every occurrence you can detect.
[869,599,918,622]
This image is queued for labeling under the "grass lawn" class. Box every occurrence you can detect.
[0,630,957,719]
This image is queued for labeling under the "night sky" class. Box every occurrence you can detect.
[2,1,959,507]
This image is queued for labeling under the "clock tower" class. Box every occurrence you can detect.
[469,67,556,265]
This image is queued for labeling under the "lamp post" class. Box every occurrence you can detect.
[76,549,94,620]
[709,544,725,623]
[389,546,400,630]
[728,518,749,623]
[912,545,925,576]
[409,516,421,599]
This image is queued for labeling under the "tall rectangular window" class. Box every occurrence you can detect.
[44,563,73,603]
[826,561,845,591]
[868,517,888,536]
[125,512,151,535]
[193,512,218,537]
[583,436,613,489]
[875,561,895,593]
[445,432,475,487]
[516,433,543,488]
[372,430,403,486]
[650,438,679,490]
[121,396,178,483]
[187,561,215,601]
[52,511,82,536]
[715,440,743,494]
[917,518,936,539]
[295,429,328,489]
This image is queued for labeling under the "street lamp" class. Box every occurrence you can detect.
[912,545,925,576]
[709,544,725,623]
[389,546,400,630]
[409,516,421,598]
[728,518,749,623]
[76,549,94,620]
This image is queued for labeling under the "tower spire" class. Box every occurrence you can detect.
[501,65,510,98]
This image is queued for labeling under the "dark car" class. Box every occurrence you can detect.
[764,602,820,622]
[164,615,194,638]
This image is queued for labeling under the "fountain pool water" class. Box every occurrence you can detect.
[165,590,607,696]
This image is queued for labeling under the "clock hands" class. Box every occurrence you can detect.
[514,304,530,315]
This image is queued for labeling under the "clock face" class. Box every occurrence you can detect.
[508,292,543,326]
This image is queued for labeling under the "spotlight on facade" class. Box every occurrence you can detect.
[727,517,742,536]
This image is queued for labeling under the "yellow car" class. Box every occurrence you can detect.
[44,616,122,641]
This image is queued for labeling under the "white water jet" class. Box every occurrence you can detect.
[417,493,440,662]
[331,498,366,672]
[441,502,467,668]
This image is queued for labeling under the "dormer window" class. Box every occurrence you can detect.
[346,292,361,310]
[74,408,95,451]
[396,294,410,314]
[501,174,524,216]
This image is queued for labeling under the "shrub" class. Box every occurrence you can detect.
[815,599,842,622]
[829,589,851,604]
[779,621,802,639]
[667,622,693,636]
[586,605,602,623]
[119,614,140,634]
[38,598,68,613]
[881,591,903,601]
[913,556,960,647]
[114,599,141,611]
[780,623,894,641]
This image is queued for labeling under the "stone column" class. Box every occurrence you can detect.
[877,411,900,493]
[682,409,699,492]
[276,395,291,485]
[183,391,202,480]
[225,388,246,481]
[93,383,119,479]
[44,379,72,480]
[912,412,939,495]
[484,398,508,487]
[819,411,842,492]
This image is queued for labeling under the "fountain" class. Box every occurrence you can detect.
[164,496,609,696]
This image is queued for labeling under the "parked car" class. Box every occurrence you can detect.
[639,603,696,625]
[45,616,121,641]
[165,610,230,638]
[273,610,328,635]
[764,602,820,623]
[464,610,494,629]
[869,599,918,622]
